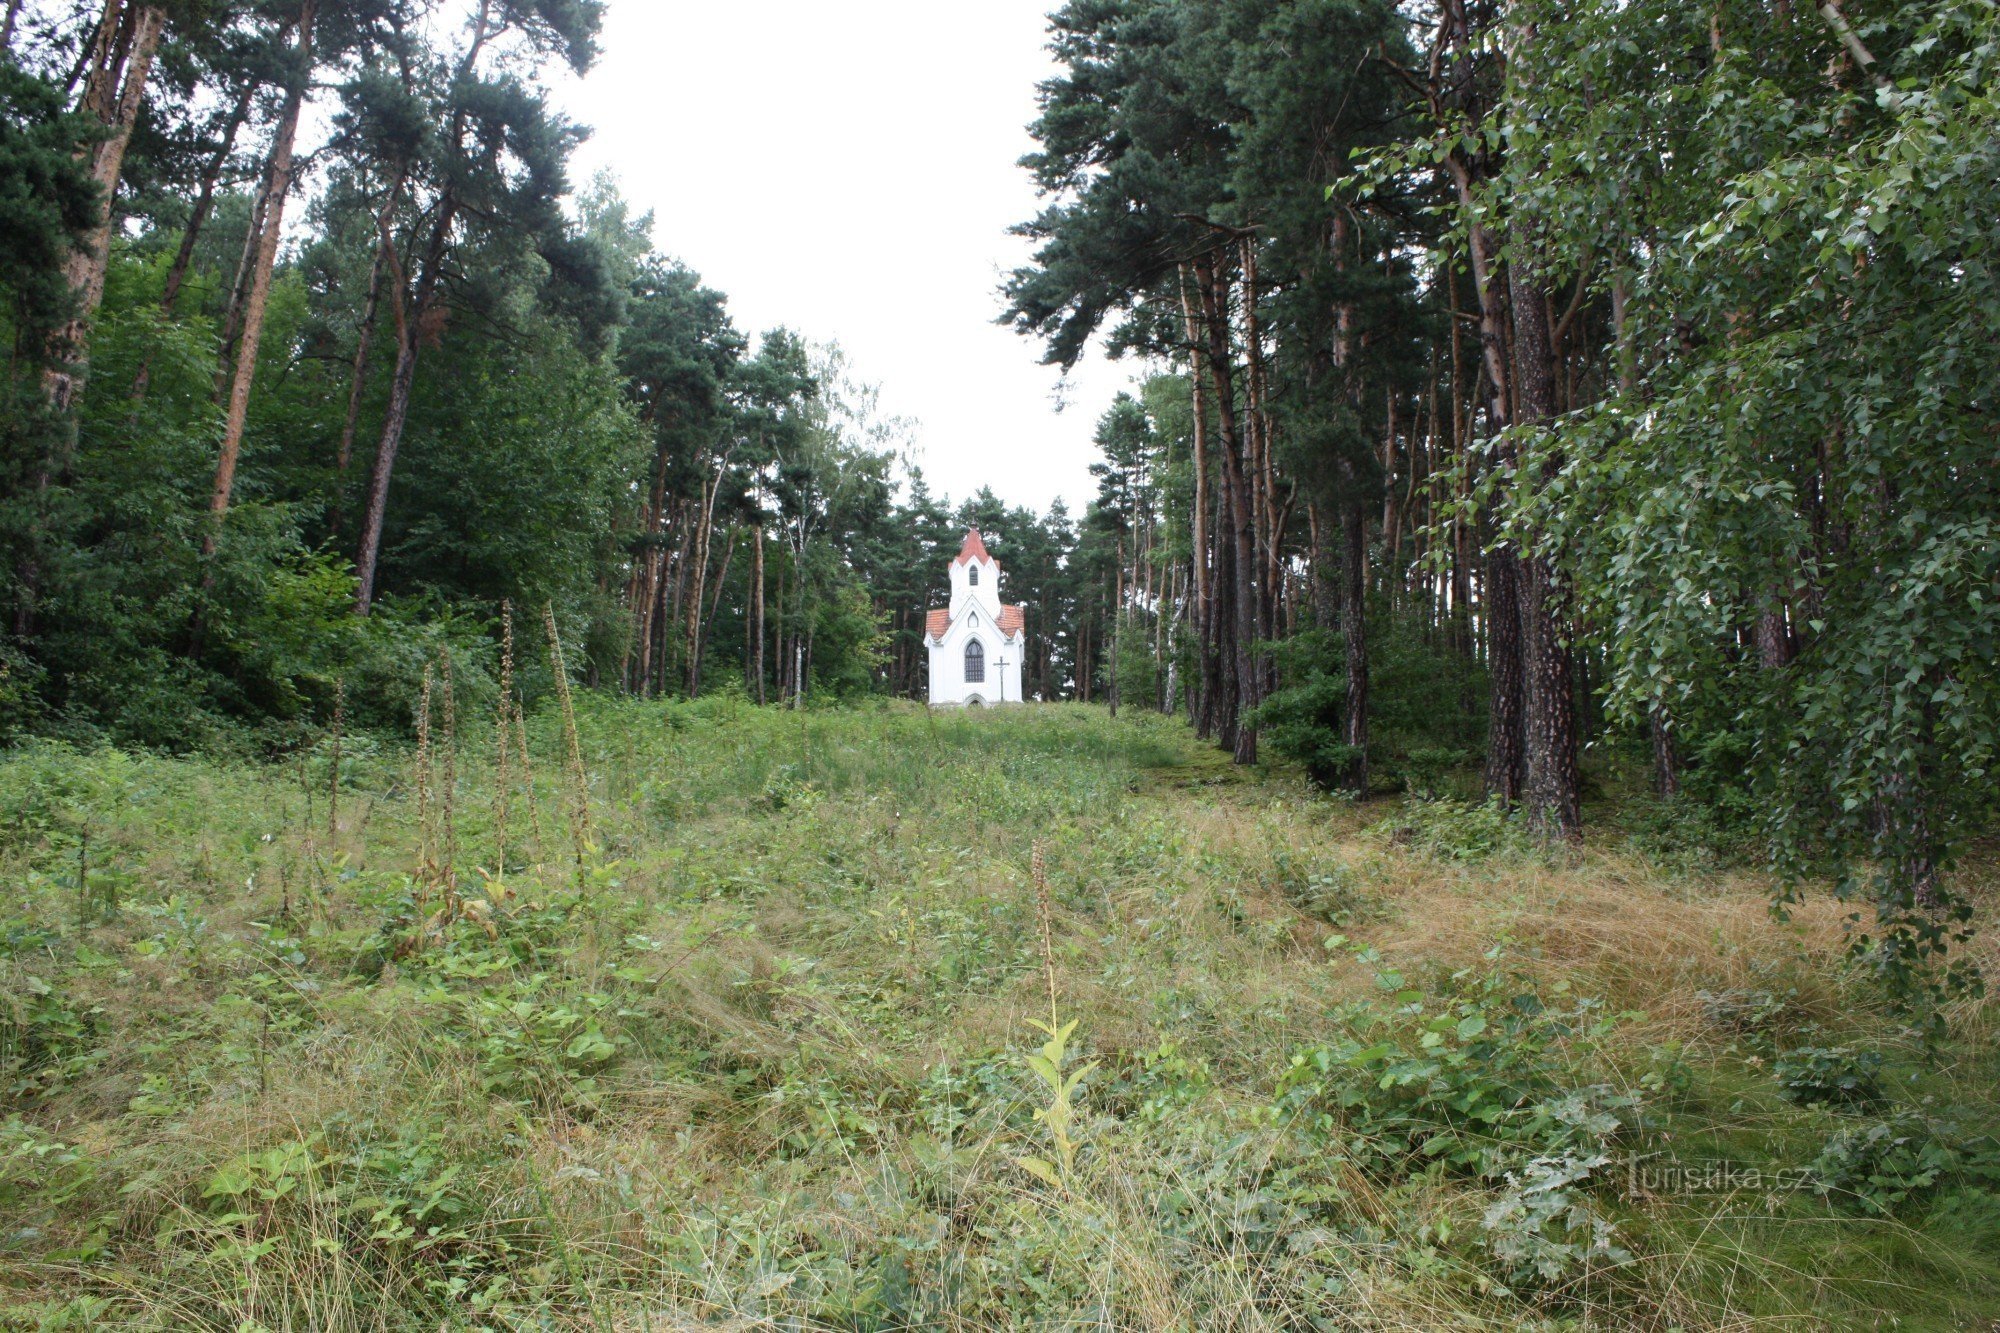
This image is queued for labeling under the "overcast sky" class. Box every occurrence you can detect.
[555,1,1134,516]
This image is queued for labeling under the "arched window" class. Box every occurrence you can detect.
[963,639,985,684]
[968,565,979,586]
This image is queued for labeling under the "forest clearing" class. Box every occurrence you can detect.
[5,0,2000,1325]
[1,701,1996,1329]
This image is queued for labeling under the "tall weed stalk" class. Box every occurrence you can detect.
[1019,839,1096,1191]
[543,602,592,882]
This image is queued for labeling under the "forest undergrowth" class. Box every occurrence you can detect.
[1,700,1996,1330]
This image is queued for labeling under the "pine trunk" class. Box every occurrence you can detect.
[1178,265,1218,741]
[16,2,163,637]
[352,0,494,614]
[159,80,256,320]
[1507,256,1582,843]
[1195,250,1259,765]
[684,469,720,697]
[750,522,766,704]
[1339,479,1370,794]
[337,170,408,480]
[206,0,316,551]
[1109,537,1123,718]
[43,1,166,416]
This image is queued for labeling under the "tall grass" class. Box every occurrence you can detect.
[0,699,1993,1329]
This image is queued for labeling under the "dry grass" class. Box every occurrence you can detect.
[0,701,1993,1330]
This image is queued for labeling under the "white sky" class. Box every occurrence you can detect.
[555,0,1132,516]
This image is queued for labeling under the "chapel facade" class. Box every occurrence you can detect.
[924,529,1024,706]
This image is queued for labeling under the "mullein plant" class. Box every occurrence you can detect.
[1018,839,1096,1192]
[412,664,436,894]
[490,604,512,876]
[326,676,343,841]
[542,602,593,884]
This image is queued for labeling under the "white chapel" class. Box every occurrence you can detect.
[925,529,1025,705]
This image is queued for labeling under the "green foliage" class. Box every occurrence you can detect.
[1244,629,1363,789]
[1374,797,1533,863]
[1772,1043,1888,1110]
[0,974,101,1100]
[1277,954,1633,1179]
[1807,1111,2000,1217]
[1249,616,1488,794]
[1015,1016,1097,1190]
[1492,0,2000,1005]
[1277,951,1638,1287]
[1480,1148,1631,1287]
[448,977,630,1109]
[1695,984,1797,1048]
[1271,851,1376,928]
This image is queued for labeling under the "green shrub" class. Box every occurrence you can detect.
[0,974,102,1100]
[1271,851,1376,927]
[1277,955,1638,1289]
[1807,1111,2000,1216]
[0,641,45,745]
[1247,615,1488,793]
[1243,630,1363,789]
[1275,957,1634,1179]
[1374,797,1531,863]
[442,976,631,1108]
[1616,794,1756,875]
[1696,985,1793,1040]
[1400,746,1470,799]
[1773,1043,1887,1109]
[1481,1148,1632,1287]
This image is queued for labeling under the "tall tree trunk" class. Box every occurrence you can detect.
[1507,254,1582,843]
[1453,214,1526,804]
[1649,707,1680,798]
[16,1,164,637]
[1338,478,1370,794]
[336,168,407,480]
[43,1,165,417]
[1195,249,1259,764]
[128,78,258,402]
[1178,264,1217,741]
[1756,606,1793,669]
[1211,515,1239,750]
[1307,499,1337,629]
[770,559,787,702]
[1109,536,1123,718]
[351,279,417,613]
[212,135,280,403]
[698,522,736,694]
[633,442,672,691]
[158,79,257,318]
[352,0,494,614]
[1447,262,1475,658]
[1328,212,1372,790]
[684,465,723,697]
[205,0,317,553]
[1240,236,1280,668]
[750,520,766,704]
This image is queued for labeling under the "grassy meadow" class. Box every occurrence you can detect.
[1,698,1997,1330]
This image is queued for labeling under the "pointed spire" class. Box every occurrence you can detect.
[953,528,993,566]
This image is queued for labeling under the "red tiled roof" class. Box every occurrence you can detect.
[924,603,1024,643]
[953,528,997,569]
